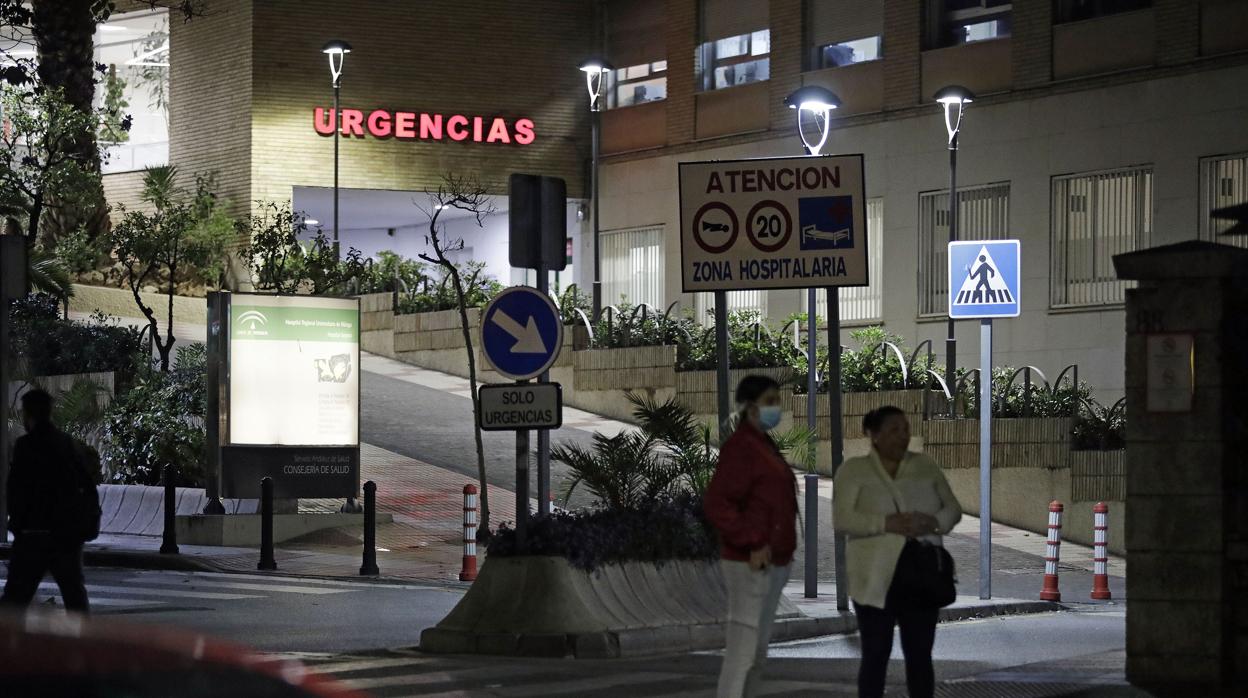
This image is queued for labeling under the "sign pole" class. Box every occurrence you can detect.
[804,288,819,599]
[204,291,226,514]
[535,266,551,517]
[515,398,530,552]
[979,317,993,599]
[714,291,731,441]
[826,286,848,611]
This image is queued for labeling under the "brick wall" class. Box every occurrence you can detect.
[767,0,803,131]
[101,171,155,214]
[245,0,591,210]
[1012,0,1053,88]
[664,0,698,146]
[882,0,922,110]
[168,0,252,217]
[1155,0,1201,65]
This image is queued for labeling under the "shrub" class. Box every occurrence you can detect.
[555,283,592,325]
[591,301,694,350]
[10,293,145,385]
[958,366,1090,418]
[356,250,430,295]
[677,310,801,372]
[1072,398,1126,450]
[101,343,207,487]
[394,260,502,314]
[485,495,718,572]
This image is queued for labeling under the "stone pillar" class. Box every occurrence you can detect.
[1113,240,1248,694]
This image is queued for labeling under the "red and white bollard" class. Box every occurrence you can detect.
[1040,500,1063,602]
[459,484,478,582]
[1091,502,1112,600]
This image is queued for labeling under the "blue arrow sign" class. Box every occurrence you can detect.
[480,286,564,381]
[948,240,1021,319]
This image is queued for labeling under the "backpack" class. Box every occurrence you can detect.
[67,439,102,543]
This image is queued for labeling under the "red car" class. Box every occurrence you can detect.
[0,609,368,698]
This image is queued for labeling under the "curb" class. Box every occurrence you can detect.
[418,599,1064,659]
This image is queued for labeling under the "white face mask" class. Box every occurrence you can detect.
[757,405,782,431]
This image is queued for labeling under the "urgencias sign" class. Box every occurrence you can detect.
[313,108,535,145]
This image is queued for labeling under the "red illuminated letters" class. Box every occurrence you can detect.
[312,108,535,145]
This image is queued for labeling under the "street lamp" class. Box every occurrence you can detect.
[322,39,352,257]
[579,57,612,319]
[785,85,841,155]
[934,84,973,413]
[786,86,843,606]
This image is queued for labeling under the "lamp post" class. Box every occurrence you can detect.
[579,57,612,319]
[785,86,846,607]
[934,85,974,415]
[322,40,352,258]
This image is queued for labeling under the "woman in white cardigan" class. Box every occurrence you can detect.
[833,406,962,698]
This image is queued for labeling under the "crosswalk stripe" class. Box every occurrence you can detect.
[175,571,446,592]
[85,597,167,608]
[119,578,354,595]
[336,664,536,690]
[315,657,440,674]
[0,579,260,601]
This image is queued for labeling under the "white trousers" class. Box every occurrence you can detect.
[717,559,791,698]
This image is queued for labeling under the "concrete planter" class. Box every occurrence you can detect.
[674,366,794,418]
[420,556,801,658]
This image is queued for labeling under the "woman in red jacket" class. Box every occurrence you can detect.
[704,375,797,698]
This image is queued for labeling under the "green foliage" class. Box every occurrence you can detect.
[97,65,129,144]
[102,343,208,487]
[1072,398,1126,451]
[627,392,718,496]
[244,201,373,296]
[0,84,102,244]
[9,293,145,383]
[591,301,693,351]
[555,283,591,325]
[957,366,1090,418]
[27,247,73,301]
[109,166,237,370]
[356,250,430,295]
[55,226,105,274]
[395,260,502,313]
[678,310,802,372]
[552,431,679,510]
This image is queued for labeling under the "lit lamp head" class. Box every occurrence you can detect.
[933,84,974,149]
[785,86,841,156]
[322,39,352,88]
[579,57,614,112]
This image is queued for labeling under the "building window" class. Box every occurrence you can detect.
[918,182,1011,316]
[602,225,665,309]
[808,198,884,323]
[607,61,668,109]
[95,8,170,174]
[1054,0,1151,24]
[925,1,1013,49]
[697,29,770,90]
[817,37,882,69]
[1050,167,1153,308]
[1200,152,1248,248]
[806,0,884,70]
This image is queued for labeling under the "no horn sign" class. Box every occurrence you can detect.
[678,155,869,292]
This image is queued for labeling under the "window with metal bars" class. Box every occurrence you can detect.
[1199,152,1248,248]
[601,225,665,309]
[917,182,1011,316]
[806,198,884,324]
[693,290,768,326]
[1050,166,1152,308]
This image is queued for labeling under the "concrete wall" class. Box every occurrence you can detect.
[69,284,207,332]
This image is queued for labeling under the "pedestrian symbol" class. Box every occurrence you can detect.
[948,240,1021,319]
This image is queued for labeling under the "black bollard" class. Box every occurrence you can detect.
[258,477,277,570]
[359,481,379,576]
[159,464,179,555]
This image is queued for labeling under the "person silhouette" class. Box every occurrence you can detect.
[1,389,98,614]
[970,255,997,303]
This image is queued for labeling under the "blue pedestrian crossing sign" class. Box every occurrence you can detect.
[481,286,564,381]
[948,240,1021,319]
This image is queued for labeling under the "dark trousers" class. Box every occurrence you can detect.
[854,601,938,698]
[1,533,90,614]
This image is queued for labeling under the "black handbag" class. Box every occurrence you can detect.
[888,538,957,609]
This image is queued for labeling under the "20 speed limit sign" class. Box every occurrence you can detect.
[677,154,868,292]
